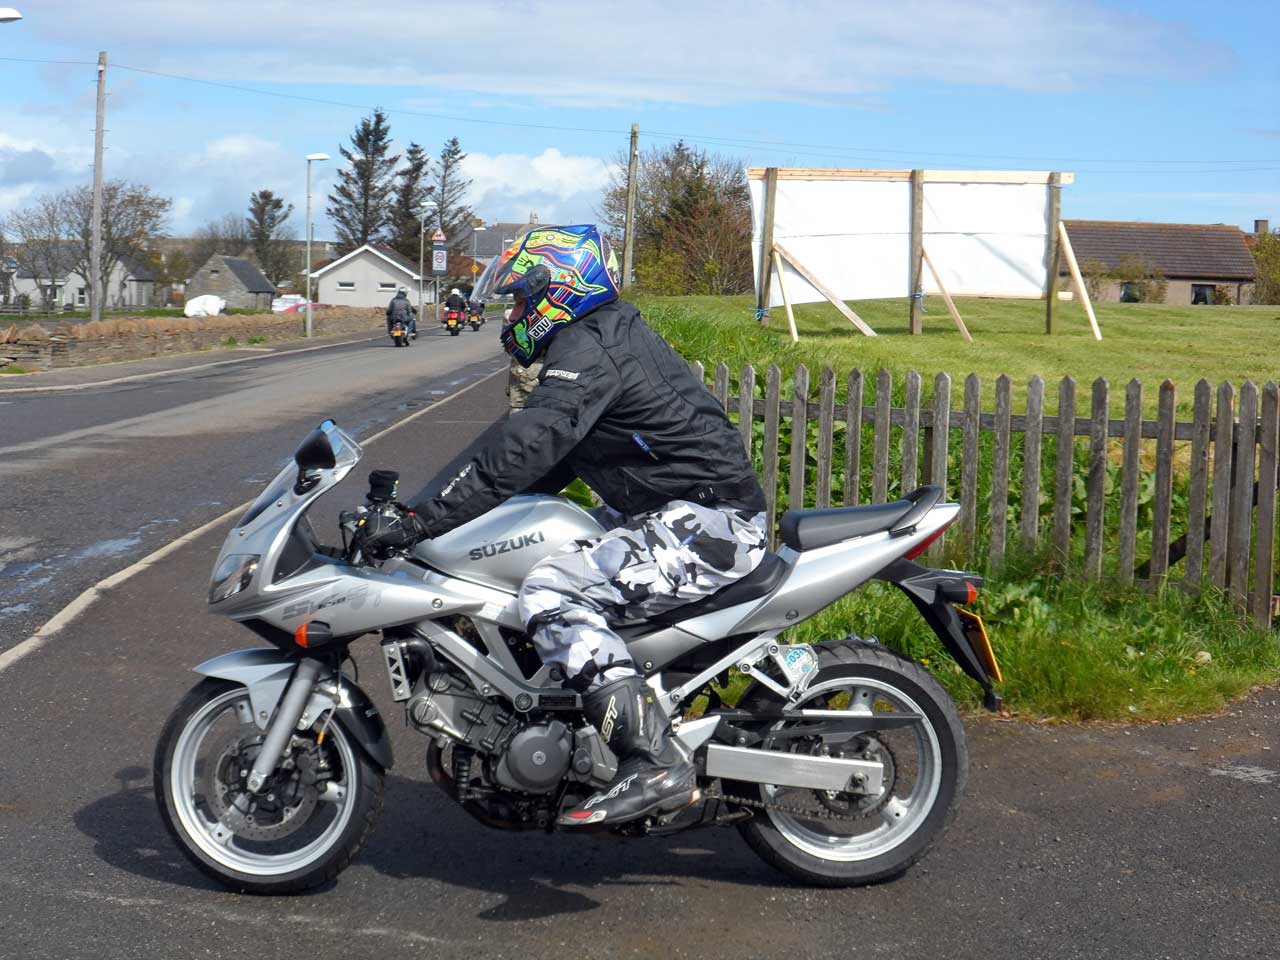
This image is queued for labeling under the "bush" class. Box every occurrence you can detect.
[1111,256,1167,303]
[1080,259,1111,302]
[1211,285,1234,306]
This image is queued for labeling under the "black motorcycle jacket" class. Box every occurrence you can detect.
[445,293,467,311]
[410,300,765,537]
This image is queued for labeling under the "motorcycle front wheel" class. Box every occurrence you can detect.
[154,678,384,894]
[730,640,966,887]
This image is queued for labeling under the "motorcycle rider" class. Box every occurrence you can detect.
[386,286,418,340]
[444,287,467,316]
[355,225,767,828]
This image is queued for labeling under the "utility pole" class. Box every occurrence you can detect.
[621,122,639,290]
[89,51,106,322]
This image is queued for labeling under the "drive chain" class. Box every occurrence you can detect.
[702,788,882,823]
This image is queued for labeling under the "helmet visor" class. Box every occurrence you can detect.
[470,237,526,305]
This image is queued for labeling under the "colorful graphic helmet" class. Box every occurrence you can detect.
[472,224,619,367]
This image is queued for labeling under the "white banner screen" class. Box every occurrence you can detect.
[750,171,1062,307]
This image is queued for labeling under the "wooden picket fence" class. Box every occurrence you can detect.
[690,360,1280,630]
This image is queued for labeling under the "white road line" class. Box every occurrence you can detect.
[0,333,381,395]
[0,365,507,675]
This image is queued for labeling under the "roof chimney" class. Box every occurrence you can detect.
[1257,219,1271,236]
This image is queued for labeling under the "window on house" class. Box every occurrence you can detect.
[337,281,355,291]
[379,282,396,291]
[77,287,86,306]
[1120,282,1142,303]
[210,269,220,277]
[1191,284,1213,305]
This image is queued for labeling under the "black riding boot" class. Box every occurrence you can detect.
[558,675,699,828]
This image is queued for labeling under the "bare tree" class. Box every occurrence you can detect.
[7,192,70,310]
[190,212,252,270]
[0,216,14,304]
[62,180,171,311]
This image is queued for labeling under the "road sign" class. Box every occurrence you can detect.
[432,248,448,275]
[471,262,480,275]
[432,228,446,243]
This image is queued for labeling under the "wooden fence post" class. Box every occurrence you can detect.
[1183,379,1212,591]
[1117,378,1143,582]
[1084,377,1109,579]
[1252,381,1280,626]
[763,365,782,548]
[1149,381,1176,587]
[1229,381,1258,610]
[873,369,892,503]
[737,363,756,456]
[816,368,836,508]
[903,370,921,492]
[713,362,729,410]
[1053,376,1077,568]
[930,372,952,562]
[1209,382,1236,590]
[845,369,863,506]
[989,375,1013,567]
[960,373,981,552]
[789,365,810,512]
[1021,375,1044,550]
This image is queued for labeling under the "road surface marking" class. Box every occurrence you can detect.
[0,365,506,675]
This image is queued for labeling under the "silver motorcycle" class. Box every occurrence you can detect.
[154,420,1003,893]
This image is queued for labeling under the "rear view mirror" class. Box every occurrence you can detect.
[294,420,338,472]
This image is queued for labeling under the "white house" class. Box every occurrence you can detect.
[309,244,429,308]
[10,250,156,310]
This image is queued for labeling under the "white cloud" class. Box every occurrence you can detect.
[26,1,1227,105]
[463,149,613,224]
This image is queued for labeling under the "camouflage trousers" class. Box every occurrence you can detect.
[517,500,768,689]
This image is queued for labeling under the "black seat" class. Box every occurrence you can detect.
[779,485,943,552]
[649,551,788,625]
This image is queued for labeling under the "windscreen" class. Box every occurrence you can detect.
[237,421,363,527]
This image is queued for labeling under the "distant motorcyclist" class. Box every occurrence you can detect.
[445,287,467,313]
[386,287,418,340]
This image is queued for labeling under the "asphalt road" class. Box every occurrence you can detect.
[1,331,1278,959]
[0,324,507,648]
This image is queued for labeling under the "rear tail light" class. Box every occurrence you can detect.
[904,515,956,560]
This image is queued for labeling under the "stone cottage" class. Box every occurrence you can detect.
[186,254,275,310]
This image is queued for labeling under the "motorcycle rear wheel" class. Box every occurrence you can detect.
[731,640,966,887]
[154,678,384,894]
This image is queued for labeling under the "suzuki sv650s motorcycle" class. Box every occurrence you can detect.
[155,420,1002,893]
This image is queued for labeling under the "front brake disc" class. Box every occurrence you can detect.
[204,729,321,841]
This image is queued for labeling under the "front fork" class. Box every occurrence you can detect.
[245,658,324,793]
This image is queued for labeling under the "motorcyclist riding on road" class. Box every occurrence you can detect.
[355,225,767,827]
[445,287,467,313]
[386,286,417,340]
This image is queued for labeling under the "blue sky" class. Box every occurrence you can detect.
[1,0,1276,237]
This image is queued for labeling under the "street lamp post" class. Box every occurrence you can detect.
[304,153,330,339]
[418,200,437,322]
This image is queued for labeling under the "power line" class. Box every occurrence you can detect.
[3,55,1278,173]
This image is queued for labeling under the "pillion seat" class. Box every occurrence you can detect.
[779,485,944,552]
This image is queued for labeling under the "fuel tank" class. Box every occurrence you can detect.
[412,495,605,592]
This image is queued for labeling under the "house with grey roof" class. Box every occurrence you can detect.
[9,247,156,310]
[1062,219,1259,306]
[186,254,276,310]
[309,244,425,308]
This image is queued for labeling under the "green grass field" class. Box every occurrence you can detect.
[638,294,1280,415]
[633,292,1280,722]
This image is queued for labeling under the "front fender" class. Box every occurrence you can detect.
[194,648,393,770]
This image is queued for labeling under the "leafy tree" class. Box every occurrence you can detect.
[327,109,400,254]
[388,142,434,260]
[600,141,753,295]
[1252,230,1280,304]
[191,212,251,269]
[433,137,474,252]
[246,189,296,286]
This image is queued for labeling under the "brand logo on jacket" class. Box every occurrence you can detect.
[544,368,580,382]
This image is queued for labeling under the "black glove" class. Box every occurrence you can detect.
[353,504,427,559]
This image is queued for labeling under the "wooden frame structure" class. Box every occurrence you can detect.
[750,167,1098,342]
